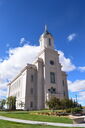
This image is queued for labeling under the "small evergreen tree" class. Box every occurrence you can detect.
[46,97,82,111]
[0,99,6,110]
[7,96,16,110]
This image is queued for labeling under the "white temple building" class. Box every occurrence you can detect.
[8,26,68,110]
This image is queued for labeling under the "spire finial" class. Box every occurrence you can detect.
[45,24,48,32]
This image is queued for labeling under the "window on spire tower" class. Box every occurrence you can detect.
[48,38,51,46]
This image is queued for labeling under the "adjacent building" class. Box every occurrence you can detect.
[8,26,68,110]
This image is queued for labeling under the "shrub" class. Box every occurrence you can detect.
[71,107,82,114]
[46,97,61,110]
[66,108,71,113]
[46,96,82,113]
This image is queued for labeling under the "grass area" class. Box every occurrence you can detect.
[0,111,72,124]
[0,120,84,128]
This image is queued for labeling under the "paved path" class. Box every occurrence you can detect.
[0,116,85,127]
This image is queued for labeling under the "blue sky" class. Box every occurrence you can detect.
[0,0,85,105]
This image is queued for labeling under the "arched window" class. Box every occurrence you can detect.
[30,101,33,108]
[31,75,34,82]
[50,72,55,83]
[48,38,51,46]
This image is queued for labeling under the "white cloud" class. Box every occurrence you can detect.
[0,44,40,81]
[0,44,41,99]
[0,58,3,62]
[0,81,7,90]
[20,37,25,44]
[78,91,85,104]
[0,89,7,99]
[20,37,30,45]
[68,80,85,92]
[58,50,76,72]
[67,33,76,41]
[68,80,85,105]
[0,81,7,99]
[78,66,85,72]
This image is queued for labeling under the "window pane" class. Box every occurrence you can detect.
[63,80,64,86]
[31,75,33,82]
[30,88,33,94]
[50,72,55,83]
[64,92,65,97]
[30,101,33,107]
[48,38,51,46]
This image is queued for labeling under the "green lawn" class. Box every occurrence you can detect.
[0,111,72,124]
[0,120,84,128]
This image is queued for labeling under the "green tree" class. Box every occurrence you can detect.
[46,97,82,111]
[61,98,82,109]
[7,96,16,110]
[46,97,61,110]
[61,99,74,109]
[0,99,6,110]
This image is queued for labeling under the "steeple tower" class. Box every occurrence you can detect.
[39,25,54,50]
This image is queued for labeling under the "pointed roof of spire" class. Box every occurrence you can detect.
[44,24,49,34]
[40,25,53,39]
[45,24,48,32]
[43,24,52,35]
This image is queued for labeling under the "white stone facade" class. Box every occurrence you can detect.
[8,26,68,110]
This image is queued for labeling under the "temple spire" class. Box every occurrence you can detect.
[39,25,54,50]
[45,24,48,32]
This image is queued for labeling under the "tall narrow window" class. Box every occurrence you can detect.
[63,80,64,86]
[64,92,65,97]
[30,88,33,94]
[48,38,51,46]
[31,75,34,82]
[50,72,55,83]
[30,101,33,108]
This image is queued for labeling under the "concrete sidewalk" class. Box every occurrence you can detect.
[0,116,85,127]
